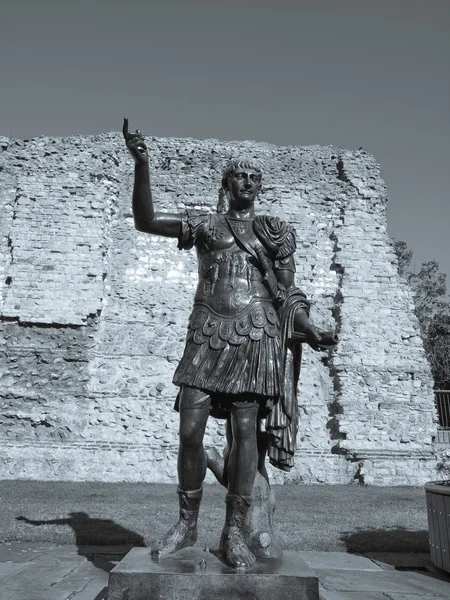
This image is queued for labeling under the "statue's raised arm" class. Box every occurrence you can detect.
[123,118,182,237]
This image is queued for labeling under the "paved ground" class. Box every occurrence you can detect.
[1,542,449,600]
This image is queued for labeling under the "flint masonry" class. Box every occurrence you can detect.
[0,133,438,485]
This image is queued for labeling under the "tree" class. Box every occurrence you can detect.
[393,240,450,389]
[393,240,413,279]
[425,314,450,390]
[409,261,448,335]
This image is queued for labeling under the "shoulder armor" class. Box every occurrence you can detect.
[253,215,296,258]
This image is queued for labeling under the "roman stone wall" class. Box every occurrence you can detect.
[0,133,438,485]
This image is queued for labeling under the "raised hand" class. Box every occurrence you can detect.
[123,118,148,165]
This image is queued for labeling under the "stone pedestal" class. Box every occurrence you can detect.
[107,547,319,600]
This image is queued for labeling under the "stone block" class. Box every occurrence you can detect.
[107,547,319,600]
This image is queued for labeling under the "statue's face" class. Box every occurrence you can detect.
[226,168,260,209]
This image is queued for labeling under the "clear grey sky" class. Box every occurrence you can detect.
[1,0,449,287]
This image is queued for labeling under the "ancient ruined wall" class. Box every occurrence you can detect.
[0,133,438,485]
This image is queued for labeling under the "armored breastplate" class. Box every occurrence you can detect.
[193,218,272,316]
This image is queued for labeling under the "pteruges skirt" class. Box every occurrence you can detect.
[172,300,282,414]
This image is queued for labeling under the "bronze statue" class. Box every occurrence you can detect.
[123,119,337,569]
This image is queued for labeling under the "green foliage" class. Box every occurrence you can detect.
[409,261,448,335]
[436,449,450,478]
[393,240,450,389]
[393,240,413,279]
[425,314,450,389]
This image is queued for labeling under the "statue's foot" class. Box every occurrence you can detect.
[151,519,197,557]
[220,526,256,568]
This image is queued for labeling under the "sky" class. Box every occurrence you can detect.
[1,0,449,288]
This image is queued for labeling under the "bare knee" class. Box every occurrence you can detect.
[231,404,258,442]
[179,410,208,450]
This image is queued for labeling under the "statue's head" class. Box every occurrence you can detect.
[218,159,262,213]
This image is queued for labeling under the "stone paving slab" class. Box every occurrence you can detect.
[386,595,449,600]
[0,542,57,562]
[50,560,109,592]
[315,568,450,596]
[319,592,396,600]
[70,578,108,600]
[1,544,450,600]
[0,570,109,600]
[0,544,111,600]
[0,559,85,591]
[319,593,449,600]
[298,551,382,571]
[33,548,87,565]
[0,562,30,581]
[0,588,78,600]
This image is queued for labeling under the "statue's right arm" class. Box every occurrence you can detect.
[123,119,181,238]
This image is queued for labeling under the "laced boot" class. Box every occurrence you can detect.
[219,493,256,568]
[151,486,202,557]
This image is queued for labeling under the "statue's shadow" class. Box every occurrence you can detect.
[16,512,145,571]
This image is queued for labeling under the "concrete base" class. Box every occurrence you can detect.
[107,547,319,600]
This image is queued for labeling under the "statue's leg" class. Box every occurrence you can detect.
[208,418,268,486]
[227,402,258,496]
[151,387,210,557]
[256,418,270,484]
[178,408,210,491]
[220,400,258,568]
[206,415,232,488]
[224,415,232,473]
